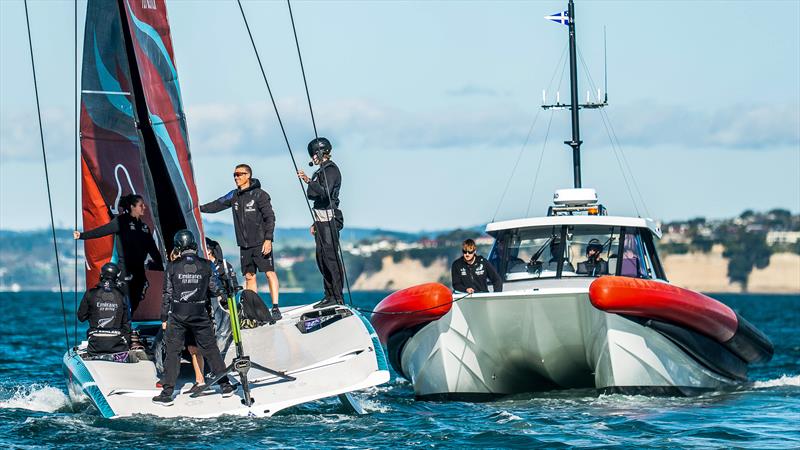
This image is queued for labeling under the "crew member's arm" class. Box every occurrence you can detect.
[199,191,234,214]
[206,262,224,299]
[226,261,240,290]
[485,259,504,293]
[146,235,164,271]
[306,165,341,200]
[451,261,467,293]
[257,191,276,254]
[77,217,120,240]
[77,290,91,322]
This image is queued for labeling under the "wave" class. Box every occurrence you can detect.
[0,384,70,413]
[753,374,800,388]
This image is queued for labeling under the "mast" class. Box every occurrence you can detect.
[566,0,582,188]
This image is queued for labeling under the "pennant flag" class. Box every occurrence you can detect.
[545,11,570,26]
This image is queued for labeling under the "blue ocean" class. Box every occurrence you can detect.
[1,292,798,448]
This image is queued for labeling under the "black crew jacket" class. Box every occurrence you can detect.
[79,214,164,273]
[200,178,276,249]
[307,160,341,211]
[451,255,503,293]
[161,250,223,322]
[77,280,132,352]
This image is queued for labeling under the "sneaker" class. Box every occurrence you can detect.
[313,297,337,309]
[187,383,206,395]
[152,391,174,406]
[271,305,282,321]
[221,383,235,398]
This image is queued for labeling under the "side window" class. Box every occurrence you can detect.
[619,231,651,279]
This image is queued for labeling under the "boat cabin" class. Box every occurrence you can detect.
[486,189,666,284]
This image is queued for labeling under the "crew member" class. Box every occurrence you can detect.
[451,239,503,294]
[74,194,164,315]
[576,239,608,276]
[297,137,344,309]
[200,164,281,320]
[205,237,236,352]
[77,262,131,356]
[152,230,234,406]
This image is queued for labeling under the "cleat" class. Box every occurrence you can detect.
[152,391,174,406]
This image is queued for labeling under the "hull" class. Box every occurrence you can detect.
[63,304,389,418]
[396,279,743,398]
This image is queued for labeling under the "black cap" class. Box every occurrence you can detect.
[100,262,120,281]
[307,137,332,158]
[173,229,196,251]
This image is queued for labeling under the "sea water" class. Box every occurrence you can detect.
[1,292,798,448]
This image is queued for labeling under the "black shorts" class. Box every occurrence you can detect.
[240,245,275,275]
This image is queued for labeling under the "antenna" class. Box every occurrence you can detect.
[604,25,608,103]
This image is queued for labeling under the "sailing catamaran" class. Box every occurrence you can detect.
[62,0,388,418]
[370,0,773,399]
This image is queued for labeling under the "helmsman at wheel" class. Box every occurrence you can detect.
[297,137,345,309]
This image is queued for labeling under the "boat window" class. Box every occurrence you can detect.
[502,227,562,280]
[565,225,619,277]
[618,230,653,279]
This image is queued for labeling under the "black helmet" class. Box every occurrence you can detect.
[100,262,120,281]
[173,229,196,251]
[307,137,332,158]
[586,238,603,255]
[205,237,223,261]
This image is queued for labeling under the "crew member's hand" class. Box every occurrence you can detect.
[73,231,80,240]
[262,240,272,255]
[297,170,310,183]
[466,288,475,294]
[161,321,167,330]
[309,224,316,236]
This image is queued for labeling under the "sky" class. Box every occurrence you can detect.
[1,0,799,232]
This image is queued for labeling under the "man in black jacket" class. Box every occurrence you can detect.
[77,262,131,356]
[200,164,281,320]
[153,230,234,406]
[451,239,503,294]
[297,137,344,309]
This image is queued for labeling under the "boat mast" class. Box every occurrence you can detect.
[566,0,582,188]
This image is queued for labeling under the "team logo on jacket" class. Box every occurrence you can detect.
[234,201,239,211]
[180,288,199,302]
[245,199,256,212]
[475,264,485,276]
[460,268,467,276]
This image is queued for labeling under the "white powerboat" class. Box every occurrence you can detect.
[370,1,772,399]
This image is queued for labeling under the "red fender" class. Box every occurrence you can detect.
[371,283,453,345]
[589,276,739,343]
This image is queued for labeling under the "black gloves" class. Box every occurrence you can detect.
[271,305,282,321]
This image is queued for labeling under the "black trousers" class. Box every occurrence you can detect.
[314,220,343,302]
[127,269,148,315]
[161,303,229,395]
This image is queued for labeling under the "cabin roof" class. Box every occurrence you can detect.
[485,215,662,238]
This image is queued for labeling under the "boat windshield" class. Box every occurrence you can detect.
[489,225,663,281]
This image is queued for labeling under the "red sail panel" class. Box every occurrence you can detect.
[121,0,205,248]
[80,1,164,321]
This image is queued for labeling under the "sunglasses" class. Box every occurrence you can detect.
[233,172,249,178]
[462,249,475,255]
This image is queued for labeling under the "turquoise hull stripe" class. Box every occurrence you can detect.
[64,351,116,418]
[353,309,389,372]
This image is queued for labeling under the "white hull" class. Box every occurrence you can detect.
[63,304,390,418]
[400,279,735,398]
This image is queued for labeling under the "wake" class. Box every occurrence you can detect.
[753,374,800,389]
[0,384,70,413]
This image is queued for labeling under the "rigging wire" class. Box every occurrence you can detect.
[577,48,650,217]
[24,0,71,351]
[74,0,79,348]
[491,43,568,222]
[525,53,570,215]
[526,110,555,216]
[286,0,354,306]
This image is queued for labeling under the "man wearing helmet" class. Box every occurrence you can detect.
[77,262,132,356]
[576,238,608,276]
[297,137,344,309]
[199,163,282,321]
[153,230,234,406]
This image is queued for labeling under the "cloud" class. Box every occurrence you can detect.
[445,84,504,97]
[2,100,798,163]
